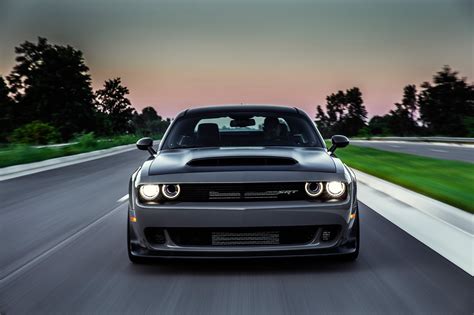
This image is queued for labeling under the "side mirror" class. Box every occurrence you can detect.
[136,137,156,156]
[329,135,349,154]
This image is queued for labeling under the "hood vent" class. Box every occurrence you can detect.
[187,156,298,167]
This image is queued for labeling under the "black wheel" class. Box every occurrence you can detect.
[127,216,147,264]
[342,212,359,261]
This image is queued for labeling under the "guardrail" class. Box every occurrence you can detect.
[355,137,474,144]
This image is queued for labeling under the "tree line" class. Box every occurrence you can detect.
[0,37,170,144]
[1,38,472,144]
[315,66,473,138]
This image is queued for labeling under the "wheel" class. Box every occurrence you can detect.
[341,212,359,261]
[127,216,148,264]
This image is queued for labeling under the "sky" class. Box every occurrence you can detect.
[0,0,472,118]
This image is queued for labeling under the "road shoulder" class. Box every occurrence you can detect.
[0,144,135,181]
[356,170,473,275]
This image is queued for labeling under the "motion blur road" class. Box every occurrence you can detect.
[351,140,474,163]
[0,150,472,314]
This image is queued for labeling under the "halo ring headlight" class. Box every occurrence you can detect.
[305,182,323,197]
[139,184,160,201]
[162,184,181,199]
[326,181,346,198]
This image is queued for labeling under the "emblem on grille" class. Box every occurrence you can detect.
[209,191,241,199]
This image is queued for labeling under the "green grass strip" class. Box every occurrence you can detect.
[0,134,142,169]
[332,143,474,213]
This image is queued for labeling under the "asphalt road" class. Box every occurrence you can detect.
[0,150,472,314]
[351,140,474,163]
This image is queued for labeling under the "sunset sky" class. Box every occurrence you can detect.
[0,0,472,118]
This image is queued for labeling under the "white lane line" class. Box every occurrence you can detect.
[389,145,401,148]
[0,203,126,285]
[430,149,448,153]
[117,194,129,203]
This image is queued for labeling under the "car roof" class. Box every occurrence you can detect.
[181,104,300,117]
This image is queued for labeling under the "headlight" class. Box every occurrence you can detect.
[162,184,181,199]
[305,182,323,197]
[326,181,346,198]
[139,184,160,200]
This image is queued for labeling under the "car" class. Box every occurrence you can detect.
[127,105,359,262]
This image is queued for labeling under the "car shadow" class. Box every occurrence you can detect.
[128,255,364,276]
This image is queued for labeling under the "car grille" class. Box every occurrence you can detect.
[165,227,318,246]
[178,182,306,202]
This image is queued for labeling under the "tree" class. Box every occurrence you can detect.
[344,87,368,136]
[388,84,419,136]
[315,91,346,137]
[10,121,60,144]
[95,78,134,135]
[132,106,170,136]
[326,91,346,125]
[7,37,97,140]
[314,105,330,137]
[315,87,368,137]
[368,115,392,136]
[0,76,14,142]
[418,66,474,136]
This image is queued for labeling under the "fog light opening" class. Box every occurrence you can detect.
[145,228,166,245]
[321,230,331,242]
[153,232,166,244]
[320,227,337,242]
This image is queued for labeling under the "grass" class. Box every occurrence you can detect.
[0,134,142,168]
[331,143,474,213]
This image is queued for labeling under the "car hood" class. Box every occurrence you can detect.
[148,147,336,175]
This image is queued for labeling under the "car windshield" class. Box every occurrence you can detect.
[161,111,322,149]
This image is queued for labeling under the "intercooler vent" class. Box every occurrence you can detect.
[211,231,280,246]
[187,156,297,167]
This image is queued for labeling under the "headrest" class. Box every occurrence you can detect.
[263,117,279,130]
[197,123,220,147]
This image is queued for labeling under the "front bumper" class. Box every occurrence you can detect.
[129,199,358,258]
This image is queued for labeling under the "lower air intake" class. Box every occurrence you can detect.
[211,231,279,245]
[166,227,318,246]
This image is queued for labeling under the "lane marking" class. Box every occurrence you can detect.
[117,194,129,203]
[430,149,448,153]
[389,145,401,148]
[0,203,126,286]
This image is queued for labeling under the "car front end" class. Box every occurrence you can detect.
[127,105,359,261]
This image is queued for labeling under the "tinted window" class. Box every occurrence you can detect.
[162,112,322,149]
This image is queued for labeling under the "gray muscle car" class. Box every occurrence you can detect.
[128,105,359,262]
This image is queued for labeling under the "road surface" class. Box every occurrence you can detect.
[351,140,474,163]
[0,150,472,314]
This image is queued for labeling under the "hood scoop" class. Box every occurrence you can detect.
[187,156,298,167]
